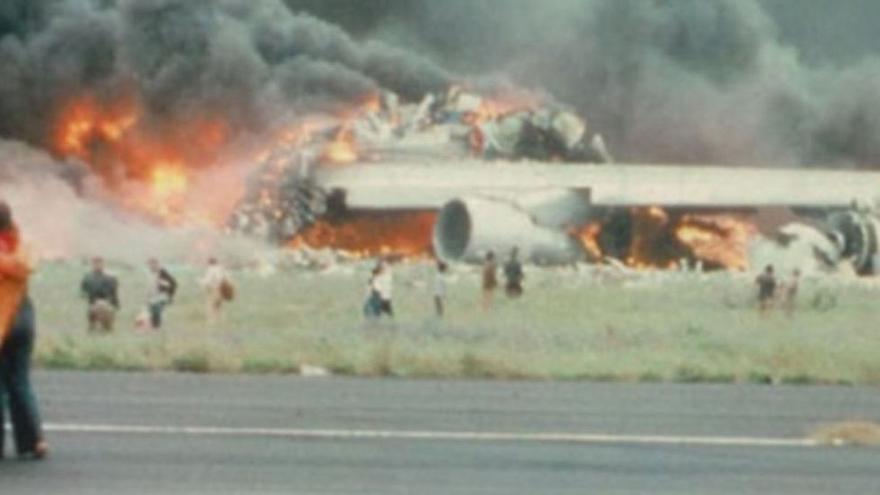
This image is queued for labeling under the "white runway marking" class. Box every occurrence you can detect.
[44,423,818,448]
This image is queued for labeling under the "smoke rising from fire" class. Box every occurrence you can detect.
[3,0,880,264]
[0,0,450,173]
[0,0,453,258]
[355,0,880,168]
[5,1,877,178]
[0,139,267,263]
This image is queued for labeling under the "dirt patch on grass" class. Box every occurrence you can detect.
[811,421,880,446]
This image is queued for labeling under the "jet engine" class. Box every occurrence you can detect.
[433,197,586,264]
[826,210,880,274]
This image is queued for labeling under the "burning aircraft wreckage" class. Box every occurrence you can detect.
[7,0,880,278]
[228,87,880,276]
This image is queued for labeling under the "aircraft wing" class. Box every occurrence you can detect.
[316,162,880,211]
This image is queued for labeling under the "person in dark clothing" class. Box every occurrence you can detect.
[363,265,383,319]
[481,251,497,311]
[1,298,46,460]
[80,256,119,332]
[433,260,448,317]
[147,258,177,329]
[503,248,525,298]
[0,200,47,460]
[755,264,777,313]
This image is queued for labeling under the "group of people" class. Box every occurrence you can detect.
[0,193,816,462]
[80,257,179,331]
[755,264,802,315]
[80,256,234,332]
[365,251,802,322]
[481,248,525,310]
[363,248,526,320]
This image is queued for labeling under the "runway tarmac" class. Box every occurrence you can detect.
[2,371,879,494]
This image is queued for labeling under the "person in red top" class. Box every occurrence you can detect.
[0,200,48,460]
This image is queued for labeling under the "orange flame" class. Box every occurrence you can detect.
[477,98,538,121]
[290,212,436,258]
[52,92,239,224]
[320,127,359,165]
[573,223,603,261]
[55,93,140,158]
[464,92,542,125]
[144,164,189,221]
[359,93,382,115]
[626,207,678,269]
[572,208,758,271]
[674,214,757,271]
[151,165,188,198]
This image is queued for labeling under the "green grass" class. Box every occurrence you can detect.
[26,260,880,384]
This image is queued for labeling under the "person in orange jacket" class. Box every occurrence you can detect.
[0,200,47,460]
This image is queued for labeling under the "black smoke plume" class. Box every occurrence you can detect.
[0,0,451,169]
[318,0,880,169]
[3,0,880,174]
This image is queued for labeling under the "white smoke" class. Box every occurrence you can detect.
[0,139,266,264]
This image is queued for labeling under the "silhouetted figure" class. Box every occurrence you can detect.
[433,260,448,317]
[481,251,498,310]
[503,248,524,298]
[147,258,177,329]
[756,264,777,313]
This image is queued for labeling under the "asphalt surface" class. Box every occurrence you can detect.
[2,371,879,494]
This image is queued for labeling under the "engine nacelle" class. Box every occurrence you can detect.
[433,197,586,264]
[826,210,880,275]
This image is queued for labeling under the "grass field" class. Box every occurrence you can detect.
[26,258,880,384]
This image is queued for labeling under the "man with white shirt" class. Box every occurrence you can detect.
[373,260,394,317]
[199,257,231,324]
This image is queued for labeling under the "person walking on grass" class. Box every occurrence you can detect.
[0,200,48,460]
[481,251,498,311]
[80,256,119,333]
[363,264,382,318]
[782,268,801,317]
[373,259,394,317]
[755,264,777,314]
[503,247,524,298]
[199,257,232,324]
[433,260,449,317]
[147,258,177,329]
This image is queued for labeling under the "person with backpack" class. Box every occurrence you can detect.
[147,258,177,329]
